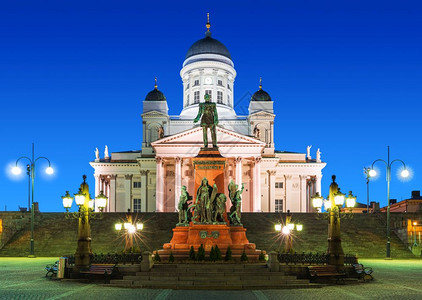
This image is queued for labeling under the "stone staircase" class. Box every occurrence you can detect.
[109,263,321,289]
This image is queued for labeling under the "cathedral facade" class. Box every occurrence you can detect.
[90,19,325,213]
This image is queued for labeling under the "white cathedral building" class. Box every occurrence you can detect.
[90,18,326,213]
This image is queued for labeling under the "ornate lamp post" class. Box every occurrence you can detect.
[368,146,409,259]
[275,210,303,253]
[61,175,107,270]
[363,167,371,213]
[12,143,53,257]
[311,175,356,266]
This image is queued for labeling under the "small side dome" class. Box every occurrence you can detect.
[251,78,272,101]
[145,78,166,101]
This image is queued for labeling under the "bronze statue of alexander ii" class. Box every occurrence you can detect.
[194,93,218,148]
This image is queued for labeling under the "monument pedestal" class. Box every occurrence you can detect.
[156,148,263,261]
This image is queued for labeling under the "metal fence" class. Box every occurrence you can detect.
[278,252,358,266]
[64,253,142,265]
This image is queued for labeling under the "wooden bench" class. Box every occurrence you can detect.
[79,264,116,284]
[352,263,373,281]
[308,265,346,283]
[45,261,58,278]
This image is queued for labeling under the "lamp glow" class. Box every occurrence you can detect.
[281,226,290,235]
[61,191,73,209]
[275,224,282,232]
[368,169,377,177]
[334,190,345,206]
[12,166,22,175]
[115,223,122,231]
[324,200,331,210]
[346,191,356,208]
[74,190,85,206]
[128,225,136,234]
[136,223,144,230]
[95,191,108,210]
[401,169,409,178]
[124,222,131,229]
[287,223,295,230]
[46,166,54,175]
[296,224,303,231]
[311,193,323,209]
[88,200,94,210]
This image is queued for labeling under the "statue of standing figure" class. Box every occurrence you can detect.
[193,93,218,148]
[306,145,312,160]
[94,148,99,161]
[177,186,192,225]
[193,178,212,223]
[316,148,322,162]
[228,180,244,225]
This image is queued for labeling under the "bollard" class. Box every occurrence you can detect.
[267,251,280,272]
[140,251,153,272]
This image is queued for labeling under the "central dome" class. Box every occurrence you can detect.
[185,35,231,60]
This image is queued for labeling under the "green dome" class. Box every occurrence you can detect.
[145,87,166,101]
[251,89,272,101]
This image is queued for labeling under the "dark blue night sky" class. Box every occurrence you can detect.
[1,0,421,212]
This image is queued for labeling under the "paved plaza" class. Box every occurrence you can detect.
[0,257,421,299]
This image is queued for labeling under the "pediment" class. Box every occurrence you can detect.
[141,111,168,118]
[151,126,265,158]
[248,111,275,118]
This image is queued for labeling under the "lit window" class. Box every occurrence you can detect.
[275,182,283,189]
[194,91,200,104]
[275,199,283,212]
[133,182,141,188]
[218,80,223,86]
[194,80,200,86]
[133,199,142,212]
[205,90,212,101]
[217,91,223,104]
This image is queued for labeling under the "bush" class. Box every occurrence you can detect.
[215,245,222,261]
[224,246,232,261]
[259,251,266,262]
[168,251,175,263]
[188,246,196,261]
[209,246,216,261]
[240,249,248,262]
[197,244,205,261]
[154,251,161,262]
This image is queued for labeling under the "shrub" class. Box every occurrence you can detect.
[197,244,205,261]
[224,246,232,261]
[209,246,216,261]
[188,246,196,261]
[240,249,248,262]
[168,251,175,263]
[153,251,161,262]
[259,251,266,262]
[215,245,222,261]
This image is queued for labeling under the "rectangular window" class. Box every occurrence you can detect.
[194,80,200,86]
[205,90,212,100]
[218,80,223,86]
[217,91,223,104]
[227,95,231,107]
[227,84,231,90]
[133,182,141,188]
[194,91,200,104]
[185,83,190,90]
[133,199,142,212]
[275,199,283,212]
[186,94,190,106]
[275,182,283,189]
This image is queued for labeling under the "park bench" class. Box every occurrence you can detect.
[45,261,58,278]
[352,263,373,281]
[308,265,346,283]
[79,264,116,284]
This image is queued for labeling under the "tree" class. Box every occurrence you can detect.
[224,246,232,261]
[168,251,175,263]
[240,249,248,262]
[154,251,161,262]
[188,246,196,261]
[209,246,216,261]
[215,245,222,261]
[197,244,205,261]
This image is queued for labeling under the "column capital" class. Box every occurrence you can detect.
[110,174,117,180]
[268,170,276,176]
[125,174,133,180]
[235,157,242,163]
[140,170,148,176]
[254,157,262,164]
[175,156,182,163]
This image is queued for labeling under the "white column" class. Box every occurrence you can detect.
[235,157,242,187]
[109,175,116,212]
[300,175,307,213]
[140,171,147,212]
[155,157,164,212]
[253,157,262,212]
[316,174,322,195]
[125,175,132,212]
[268,171,276,212]
[175,157,182,212]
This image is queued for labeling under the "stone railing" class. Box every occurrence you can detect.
[64,253,143,265]
[278,252,358,266]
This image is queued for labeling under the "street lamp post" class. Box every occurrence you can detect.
[61,175,107,270]
[368,146,409,259]
[12,143,53,257]
[311,175,356,266]
[115,215,144,253]
[274,210,303,253]
[364,167,370,213]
